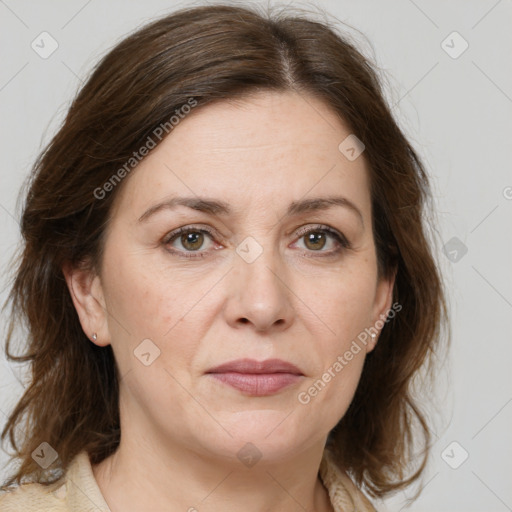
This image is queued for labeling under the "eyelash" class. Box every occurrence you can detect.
[162,224,351,260]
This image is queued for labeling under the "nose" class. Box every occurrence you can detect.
[223,240,294,333]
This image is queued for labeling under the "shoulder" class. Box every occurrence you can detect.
[319,448,376,512]
[0,479,67,511]
[0,451,110,512]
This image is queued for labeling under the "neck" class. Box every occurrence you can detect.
[92,428,334,512]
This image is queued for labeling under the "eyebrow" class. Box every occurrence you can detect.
[138,195,364,226]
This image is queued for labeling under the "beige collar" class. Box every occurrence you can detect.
[56,451,111,511]
[54,449,374,512]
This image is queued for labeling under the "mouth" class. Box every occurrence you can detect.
[206,358,304,396]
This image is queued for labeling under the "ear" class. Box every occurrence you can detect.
[367,267,397,353]
[62,262,111,347]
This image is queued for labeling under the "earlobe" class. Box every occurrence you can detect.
[62,262,110,347]
[368,332,377,352]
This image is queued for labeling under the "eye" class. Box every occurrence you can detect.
[162,224,350,260]
[292,224,350,257]
[163,226,218,258]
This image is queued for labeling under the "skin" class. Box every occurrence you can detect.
[65,90,394,512]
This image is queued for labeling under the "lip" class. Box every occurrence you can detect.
[206,358,304,396]
[207,358,303,375]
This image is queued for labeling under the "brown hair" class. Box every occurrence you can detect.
[1,3,448,499]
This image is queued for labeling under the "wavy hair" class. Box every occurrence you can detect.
[1,3,448,499]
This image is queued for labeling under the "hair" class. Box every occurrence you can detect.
[1,2,448,500]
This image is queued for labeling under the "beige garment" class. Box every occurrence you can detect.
[319,449,376,512]
[0,448,375,511]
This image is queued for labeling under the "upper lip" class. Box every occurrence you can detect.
[206,358,303,375]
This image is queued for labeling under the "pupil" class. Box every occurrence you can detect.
[183,232,203,250]
[306,232,325,250]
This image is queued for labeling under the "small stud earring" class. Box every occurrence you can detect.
[91,333,97,341]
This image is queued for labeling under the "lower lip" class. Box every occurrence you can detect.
[209,372,302,396]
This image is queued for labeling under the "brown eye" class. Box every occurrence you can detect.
[180,231,205,251]
[293,225,351,257]
[164,226,217,257]
[303,231,327,251]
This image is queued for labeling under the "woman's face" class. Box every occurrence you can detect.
[73,90,394,463]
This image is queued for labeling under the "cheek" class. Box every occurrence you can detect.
[293,267,376,418]
[296,349,366,439]
[102,243,188,336]
[306,265,377,342]
[101,249,222,378]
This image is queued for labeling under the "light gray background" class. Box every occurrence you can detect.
[0,1,511,511]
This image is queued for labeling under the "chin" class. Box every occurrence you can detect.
[196,410,318,463]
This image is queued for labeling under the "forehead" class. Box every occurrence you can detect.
[112,90,371,220]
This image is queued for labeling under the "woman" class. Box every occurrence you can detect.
[0,4,447,511]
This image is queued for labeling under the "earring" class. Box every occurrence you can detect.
[371,333,376,342]
[91,333,97,341]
